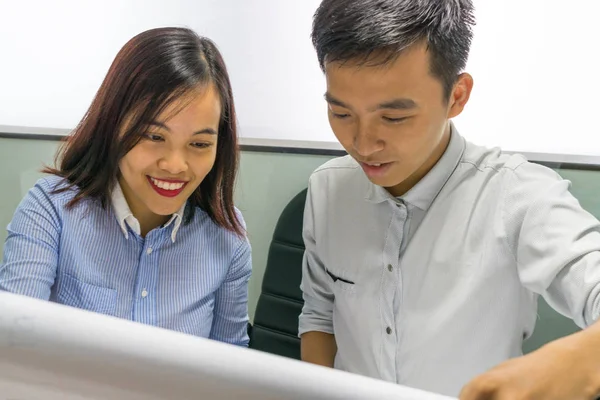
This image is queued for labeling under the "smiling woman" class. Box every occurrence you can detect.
[117,86,223,236]
[0,27,252,347]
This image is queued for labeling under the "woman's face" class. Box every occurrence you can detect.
[118,84,221,224]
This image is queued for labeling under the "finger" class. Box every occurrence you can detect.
[459,378,497,400]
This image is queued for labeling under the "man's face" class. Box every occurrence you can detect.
[324,43,472,196]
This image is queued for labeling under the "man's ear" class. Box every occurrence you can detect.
[447,73,474,119]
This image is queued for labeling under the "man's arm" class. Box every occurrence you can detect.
[301,331,337,367]
[504,163,600,329]
[298,179,337,366]
[460,319,600,400]
[461,161,600,399]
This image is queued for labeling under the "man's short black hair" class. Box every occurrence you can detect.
[312,0,475,98]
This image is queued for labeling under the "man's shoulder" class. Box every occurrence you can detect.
[456,140,568,218]
[460,140,561,183]
[308,155,367,194]
[461,140,529,173]
[309,155,364,184]
[313,154,360,173]
[304,155,376,217]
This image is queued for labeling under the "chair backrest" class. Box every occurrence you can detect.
[249,188,582,359]
[250,189,307,359]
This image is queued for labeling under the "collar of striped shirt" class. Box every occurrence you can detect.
[111,182,187,243]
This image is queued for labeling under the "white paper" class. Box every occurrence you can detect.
[0,292,453,400]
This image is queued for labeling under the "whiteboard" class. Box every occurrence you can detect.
[0,0,599,160]
[0,291,453,400]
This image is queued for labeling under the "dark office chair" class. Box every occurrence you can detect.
[249,189,307,359]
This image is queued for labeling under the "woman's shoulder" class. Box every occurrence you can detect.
[10,175,81,229]
[27,175,78,204]
[20,175,101,220]
[187,205,249,248]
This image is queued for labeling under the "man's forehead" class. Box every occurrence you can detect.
[324,41,430,71]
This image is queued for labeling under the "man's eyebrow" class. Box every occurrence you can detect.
[324,93,418,112]
[373,98,418,111]
[324,92,351,109]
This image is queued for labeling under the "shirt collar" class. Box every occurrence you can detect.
[365,122,465,210]
[111,182,186,243]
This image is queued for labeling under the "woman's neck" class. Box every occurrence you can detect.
[118,178,171,238]
[136,210,170,238]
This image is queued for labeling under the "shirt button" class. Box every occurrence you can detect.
[386,326,392,335]
[146,247,153,255]
[387,264,393,272]
[141,289,148,298]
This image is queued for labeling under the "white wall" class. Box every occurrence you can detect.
[455,0,600,157]
[0,0,328,143]
[1,0,599,158]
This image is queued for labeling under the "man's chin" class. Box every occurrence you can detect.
[366,176,399,189]
[365,174,414,196]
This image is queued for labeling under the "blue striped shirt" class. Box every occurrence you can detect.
[0,175,252,346]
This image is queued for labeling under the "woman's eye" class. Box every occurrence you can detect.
[145,134,164,142]
[191,142,212,149]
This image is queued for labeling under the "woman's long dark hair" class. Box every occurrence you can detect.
[44,27,244,235]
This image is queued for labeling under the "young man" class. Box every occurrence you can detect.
[299,0,600,398]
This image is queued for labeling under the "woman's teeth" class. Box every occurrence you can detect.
[150,178,185,190]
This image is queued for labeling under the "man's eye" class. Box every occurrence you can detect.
[383,116,408,123]
[332,112,350,119]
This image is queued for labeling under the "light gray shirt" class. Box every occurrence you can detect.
[299,127,600,397]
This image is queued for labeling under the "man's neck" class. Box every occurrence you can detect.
[386,124,451,197]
